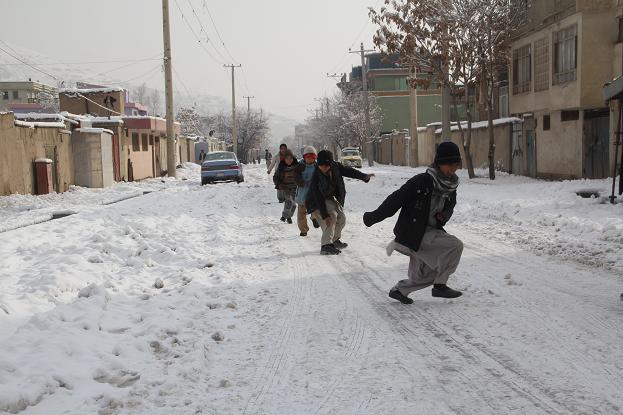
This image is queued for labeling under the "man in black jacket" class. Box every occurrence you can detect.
[307,150,374,255]
[363,141,464,303]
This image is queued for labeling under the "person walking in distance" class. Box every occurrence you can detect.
[294,146,317,236]
[273,149,298,223]
[363,141,464,303]
[306,150,374,255]
[268,144,288,203]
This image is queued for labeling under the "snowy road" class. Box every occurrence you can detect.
[1,163,622,414]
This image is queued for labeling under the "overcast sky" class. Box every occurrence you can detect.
[0,0,380,123]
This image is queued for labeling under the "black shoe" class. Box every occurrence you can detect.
[286,218,293,224]
[431,284,462,299]
[333,239,348,249]
[300,232,307,236]
[280,217,286,222]
[320,244,341,255]
[311,218,320,228]
[389,289,413,304]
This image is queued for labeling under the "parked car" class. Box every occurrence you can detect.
[340,148,363,168]
[201,151,244,185]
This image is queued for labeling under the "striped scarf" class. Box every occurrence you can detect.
[426,166,459,194]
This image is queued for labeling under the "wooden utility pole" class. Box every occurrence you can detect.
[350,43,375,166]
[162,0,176,177]
[224,64,242,157]
[243,95,255,112]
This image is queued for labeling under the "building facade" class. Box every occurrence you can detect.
[509,0,618,179]
[0,81,57,112]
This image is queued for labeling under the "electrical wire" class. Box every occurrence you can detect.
[173,0,221,64]
[0,41,58,80]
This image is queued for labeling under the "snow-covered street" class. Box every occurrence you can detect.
[1,163,622,414]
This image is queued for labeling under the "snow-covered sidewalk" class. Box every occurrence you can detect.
[0,163,621,414]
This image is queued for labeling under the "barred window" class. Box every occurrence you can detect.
[141,134,148,151]
[132,133,140,152]
[553,25,577,85]
[534,38,549,91]
[513,44,531,94]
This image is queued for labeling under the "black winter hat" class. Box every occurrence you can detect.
[434,141,462,165]
[317,150,334,166]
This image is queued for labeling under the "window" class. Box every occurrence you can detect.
[149,135,154,145]
[132,133,140,151]
[141,134,148,151]
[561,109,579,121]
[543,114,550,130]
[12,91,18,99]
[1,91,8,100]
[499,86,509,118]
[513,44,531,94]
[553,25,577,85]
[534,38,549,91]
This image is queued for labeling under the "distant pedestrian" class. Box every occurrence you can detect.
[265,149,271,166]
[268,144,288,203]
[306,150,374,255]
[294,146,317,236]
[198,149,206,163]
[273,149,298,224]
[363,141,464,303]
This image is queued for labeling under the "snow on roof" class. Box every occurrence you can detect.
[434,117,522,134]
[75,127,114,135]
[60,112,124,125]
[14,112,80,125]
[14,119,67,129]
[59,87,125,94]
[417,127,428,132]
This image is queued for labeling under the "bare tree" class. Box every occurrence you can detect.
[472,0,520,180]
[176,106,202,136]
[149,89,161,116]
[371,0,520,179]
[36,91,59,113]
[133,82,148,104]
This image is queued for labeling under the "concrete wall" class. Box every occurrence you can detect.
[72,131,114,188]
[533,110,584,178]
[0,113,73,195]
[414,121,514,172]
[128,130,154,180]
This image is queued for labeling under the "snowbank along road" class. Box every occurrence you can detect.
[0,163,622,414]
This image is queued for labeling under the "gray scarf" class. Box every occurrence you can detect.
[426,166,459,194]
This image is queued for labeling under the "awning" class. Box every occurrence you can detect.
[603,76,623,101]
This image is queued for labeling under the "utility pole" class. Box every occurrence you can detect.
[224,64,242,157]
[350,43,375,166]
[162,0,176,177]
[441,64,452,141]
[243,96,255,112]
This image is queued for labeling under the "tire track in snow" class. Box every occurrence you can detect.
[328,253,572,414]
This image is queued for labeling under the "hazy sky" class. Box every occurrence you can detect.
[0,0,380,124]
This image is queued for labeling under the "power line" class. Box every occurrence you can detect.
[0,42,58,80]
[173,0,221,64]
[0,57,161,66]
[201,0,238,64]
[185,0,228,62]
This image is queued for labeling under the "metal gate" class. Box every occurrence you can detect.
[112,134,121,181]
[44,145,59,192]
[526,130,537,178]
[584,110,609,179]
[511,122,523,175]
